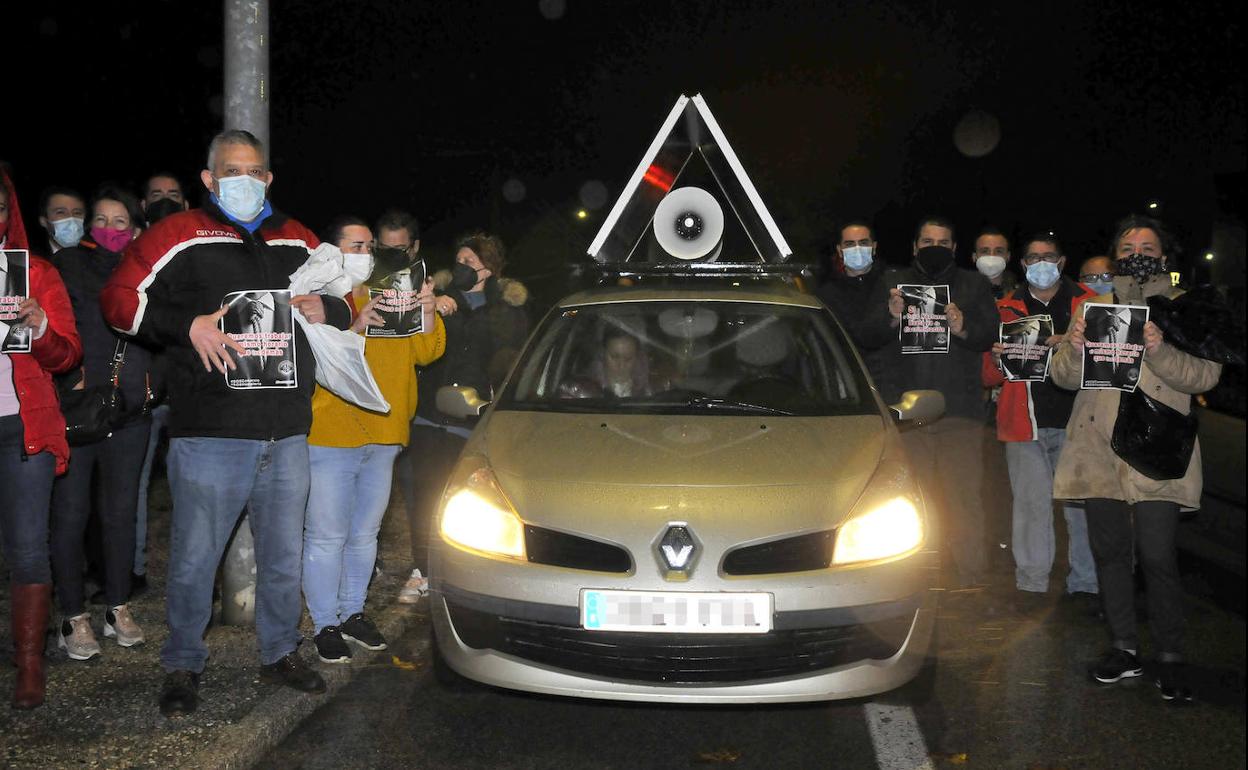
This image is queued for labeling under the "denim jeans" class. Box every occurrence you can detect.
[1085,498,1184,656]
[134,403,170,576]
[1005,428,1098,594]
[50,418,150,614]
[302,443,401,631]
[0,415,55,584]
[161,435,309,672]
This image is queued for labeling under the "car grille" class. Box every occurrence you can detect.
[524,525,632,573]
[721,530,834,575]
[446,601,912,683]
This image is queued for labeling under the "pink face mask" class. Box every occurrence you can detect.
[91,226,134,253]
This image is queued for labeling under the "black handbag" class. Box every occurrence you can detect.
[60,342,129,447]
[1110,388,1197,481]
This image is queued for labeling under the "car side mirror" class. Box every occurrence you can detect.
[436,385,490,420]
[890,389,945,425]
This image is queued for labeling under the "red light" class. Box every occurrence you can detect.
[642,164,675,192]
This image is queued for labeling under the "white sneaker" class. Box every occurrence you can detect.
[398,568,429,604]
[103,604,145,647]
[59,612,102,660]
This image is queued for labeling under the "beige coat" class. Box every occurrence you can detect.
[1050,274,1222,510]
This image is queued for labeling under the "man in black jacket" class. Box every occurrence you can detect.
[815,219,891,393]
[103,130,351,716]
[861,216,998,589]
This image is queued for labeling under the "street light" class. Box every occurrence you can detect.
[576,209,588,220]
[1205,252,1215,261]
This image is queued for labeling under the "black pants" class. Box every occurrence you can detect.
[1084,497,1183,656]
[50,419,149,615]
[396,424,468,572]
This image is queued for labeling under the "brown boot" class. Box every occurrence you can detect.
[11,583,51,710]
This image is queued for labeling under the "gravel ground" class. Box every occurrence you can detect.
[0,469,424,770]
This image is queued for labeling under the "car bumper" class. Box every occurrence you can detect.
[430,580,938,704]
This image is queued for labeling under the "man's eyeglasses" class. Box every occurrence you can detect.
[1021,253,1061,265]
[1081,272,1114,283]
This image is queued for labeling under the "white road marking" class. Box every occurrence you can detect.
[864,702,934,770]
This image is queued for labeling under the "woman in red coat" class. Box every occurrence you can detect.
[0,165,82,709]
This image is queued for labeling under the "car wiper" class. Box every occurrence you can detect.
[684,396,795,416]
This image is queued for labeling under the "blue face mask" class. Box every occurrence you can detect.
[51,216,84,248]
[1025,261,1061,290]
[1086,278,1114,295]
[842,245,873,272]
[215,175,267,222]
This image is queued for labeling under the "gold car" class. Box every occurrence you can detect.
[430,279,944,703]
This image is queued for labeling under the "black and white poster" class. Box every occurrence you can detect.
[899,284,949,354]
[1081,302,1148,392]
[366,259,425,338]
[219,289,297,390]
[1000,314,1054,381]
[0,249,31,353]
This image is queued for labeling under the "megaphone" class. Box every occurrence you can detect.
[653,186,724,261]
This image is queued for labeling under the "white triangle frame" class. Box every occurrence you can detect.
[587,93,793,264]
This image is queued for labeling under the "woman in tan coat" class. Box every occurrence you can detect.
[1050,215,1222,701]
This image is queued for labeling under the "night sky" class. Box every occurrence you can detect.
[7,1,1244,290]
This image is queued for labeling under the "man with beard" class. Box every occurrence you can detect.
[862,216,998,590]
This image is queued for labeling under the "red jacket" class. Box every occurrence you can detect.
[10,256,83,473]
[982,279,1096,442]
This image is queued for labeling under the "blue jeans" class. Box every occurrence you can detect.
[302,443,401,631]
[134,403,170,576]
[1005,428,1098,594]
[161,435,310,672]
[0,415,55,584]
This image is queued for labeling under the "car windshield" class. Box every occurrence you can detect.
[497,300,877,417]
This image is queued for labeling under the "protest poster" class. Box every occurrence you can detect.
[898,284,949,354]
[366,259,425,338]
[0,249,31,353]
[999,314,1054,381]
[219,289,297,389]
[1081,302,1148,391]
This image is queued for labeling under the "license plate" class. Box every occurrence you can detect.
[580,589,772,634]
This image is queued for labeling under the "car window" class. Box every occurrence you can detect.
[498,300,877,417]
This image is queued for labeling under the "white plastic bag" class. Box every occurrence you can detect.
[287,244,390,413]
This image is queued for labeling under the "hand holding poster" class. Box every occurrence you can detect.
[899,284,950,354]
[366,259,426,338]
[999,314,1054,381]
[1081,302,1148,391]
[219,289,298,389]
[0,249,32,353]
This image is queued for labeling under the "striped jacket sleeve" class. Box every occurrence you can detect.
[100,217,203,348]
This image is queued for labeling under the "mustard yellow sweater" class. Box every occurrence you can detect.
[308,290,446,448]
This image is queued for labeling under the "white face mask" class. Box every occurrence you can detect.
[342,251,374,287]
[216,174,267,222]
[51,216,85,248]
[842,245,874,272]
[975,255,1007,278]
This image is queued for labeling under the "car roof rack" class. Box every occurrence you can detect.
[586,94,793,266]
[587,262,809,279]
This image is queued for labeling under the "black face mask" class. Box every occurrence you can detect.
[1115,252,1165,283]
[450,261,480,292]
[915,245,955,276]
[144,197,183,227]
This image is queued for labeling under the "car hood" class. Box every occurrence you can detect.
[474,411,889,540]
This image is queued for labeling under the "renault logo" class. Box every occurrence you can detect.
[657,525,698,577]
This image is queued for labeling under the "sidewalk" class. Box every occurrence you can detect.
[0,473,427,770]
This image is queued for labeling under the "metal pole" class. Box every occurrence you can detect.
[220,0,269,626]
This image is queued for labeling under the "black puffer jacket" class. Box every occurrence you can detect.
[416,271,530,424]
[860,261,998,419]
[55,237,154,427]
[815,263,891,394]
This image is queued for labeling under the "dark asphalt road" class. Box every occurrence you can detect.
[261,572,1245,769]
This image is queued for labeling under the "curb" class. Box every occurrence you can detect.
[189,600,431,770]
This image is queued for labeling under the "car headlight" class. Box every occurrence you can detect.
[439,456,526,560]
[832,496,923,565]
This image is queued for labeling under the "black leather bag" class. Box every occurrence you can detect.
[1111,388,1197,481]
[60,342,128,447]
